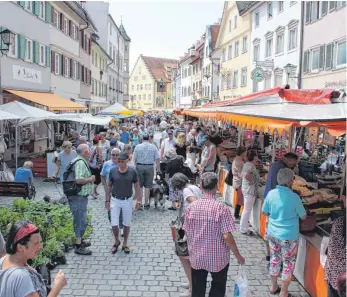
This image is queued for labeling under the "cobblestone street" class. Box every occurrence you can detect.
[1,178,310,297]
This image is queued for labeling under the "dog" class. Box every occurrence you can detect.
[43,194,68,205]
[150,174,168,211]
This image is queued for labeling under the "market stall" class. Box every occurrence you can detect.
[183,87,346,297]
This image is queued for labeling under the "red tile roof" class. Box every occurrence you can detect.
[211,25,220,51]
[142,56,178,82]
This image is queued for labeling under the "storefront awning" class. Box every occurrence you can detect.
[5,89,87,111]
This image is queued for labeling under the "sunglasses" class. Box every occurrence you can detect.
[111,154,118,157]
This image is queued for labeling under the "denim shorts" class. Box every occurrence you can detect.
[68,195,88,238]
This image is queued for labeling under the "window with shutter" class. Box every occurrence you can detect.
[55,53,60,75]
[59,13,63,31]
[329,1,336,11]
[70,58,73,78]
[51,50,55,73]
[61,55,64,76]
[321,1,328,16]
[319,45,325,69]
[325,43,333,70]
[46,46,50,67]
[45,2,51,23]
[305,1,311,23]
[68,20,72,37]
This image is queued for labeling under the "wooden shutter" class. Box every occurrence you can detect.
[303,50,310,73]
[45,2,51,23]
[68,20,72,37]
[33,1,38,15]
[51,50,55,73]
[305,1,311,24]
[77,62,80,80]
[329,1,336,11]
[325,43,333,70]
[89,70,91,85]
[319,45,325,69]
[18,1,25,7]
[46,46,50,67]
[33,41,39,63]
[89,38,92,55]
[321,1,328,16]
[18,34,26,60]
[61,54,64,76]
[70,58,73,78]
[59,13,63,30]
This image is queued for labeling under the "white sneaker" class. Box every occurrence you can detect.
[181,283,190,289]
[179,289,191,297]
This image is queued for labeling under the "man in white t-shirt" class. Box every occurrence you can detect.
[160,130,176,159]
[160,119,168,130]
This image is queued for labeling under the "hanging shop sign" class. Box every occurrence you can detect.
[322,128,336,146]
[13,65,42,84]
[256,60,274,69]
[251,67,265,82]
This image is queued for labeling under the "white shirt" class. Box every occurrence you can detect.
[182,185,202,214]
[161,138,176,155]
[160,120,168,129]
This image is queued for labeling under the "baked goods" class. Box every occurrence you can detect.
[312,189,338,203]
[294,175,307,186]
[292,184,313,196]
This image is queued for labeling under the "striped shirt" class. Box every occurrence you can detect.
[74,156,92,196]
[183,192,236,272]
[133,141,159,165]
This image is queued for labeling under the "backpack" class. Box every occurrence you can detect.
[62,159,90,196]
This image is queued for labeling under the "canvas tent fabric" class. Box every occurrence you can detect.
[99,103,128,114]
[0,110,22,121]
[5,89,87,111]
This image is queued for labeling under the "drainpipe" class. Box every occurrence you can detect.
[297,1,305,89]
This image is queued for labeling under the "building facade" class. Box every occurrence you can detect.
[179,53,193,107]
[130,55,177,110]
[302,1,346,90]
[90,36,112,114]
[83,1,131,105]
[239,1,302,92]
[171,67,180,109]
[202,24,220,102]
[190,37,205,107]
[215,1,252,101]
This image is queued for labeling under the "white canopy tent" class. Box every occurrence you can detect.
[51,113,112,126]
[99,103,128,115]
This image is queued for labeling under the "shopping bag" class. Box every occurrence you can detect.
[234,266,252,297]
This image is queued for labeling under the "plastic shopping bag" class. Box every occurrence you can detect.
[234,266,252,297]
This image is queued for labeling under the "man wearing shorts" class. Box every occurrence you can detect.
[106,152,140,254]
[133,134,160,210]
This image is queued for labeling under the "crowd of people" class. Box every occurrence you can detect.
[0,111,345,297]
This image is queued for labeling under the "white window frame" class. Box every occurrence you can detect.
[267,2,273,19]
[53,10,59,29]
[266,38,273,58]
[228,45,232,60]
[336,39,347,68]
[232,70,238,88]
[24,1,32,12]
[276,33,284,55]
[55,53,60,75]
[39,44,45,65]
[72,24,76,39]
[234,15,237,28]
[288,27,298,51]
[234,41,239,57]
[278,1,284,13]
[241,68,247,86]
[8,34,17,58]
[310,47,320,71]
[73,61,77,79]
[255,11,260,27]
[39,1,45,19]
[229,20,232,32]
[254,44,260,62]
[64,57,69,77]
[25,38,33,62]
[242,36,248,53]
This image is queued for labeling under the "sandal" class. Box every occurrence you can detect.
[241,230,255,236]
[270,286,281,295]
[122,246,130,254]
[144,204,150,210]
[111,242,120,254]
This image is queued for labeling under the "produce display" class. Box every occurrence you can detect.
[0,199,92,269]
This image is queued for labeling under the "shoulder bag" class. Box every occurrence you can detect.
[173,197,189,257]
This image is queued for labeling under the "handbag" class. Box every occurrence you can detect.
[225,169,233,186]
[172,198,189,257]
[299,211,316,232]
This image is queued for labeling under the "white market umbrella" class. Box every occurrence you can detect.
[0,101,56,169]
[99,103,128,115]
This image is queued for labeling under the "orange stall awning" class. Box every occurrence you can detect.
[5,89,87,111]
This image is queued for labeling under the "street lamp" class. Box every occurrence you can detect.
[284,63,297,86]
[0,29,15,135]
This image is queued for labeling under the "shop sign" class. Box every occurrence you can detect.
[251,67,265,82]
[325,80,347,88]
[13,65,42,84]
[256,60,274,69]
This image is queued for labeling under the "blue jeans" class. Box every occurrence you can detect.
[68,195,88,238]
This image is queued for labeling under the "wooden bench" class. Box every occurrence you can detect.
[0,182,34,200]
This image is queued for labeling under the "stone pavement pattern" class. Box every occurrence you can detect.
[0,179,310,297]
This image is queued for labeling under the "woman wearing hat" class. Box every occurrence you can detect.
[0,220,67,297]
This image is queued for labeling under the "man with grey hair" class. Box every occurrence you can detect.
[14,161,34,187]
[183,172,245,297]
[69,143,95,255]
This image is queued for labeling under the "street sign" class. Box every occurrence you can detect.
[256,60,274,69]
[251,67,265,82]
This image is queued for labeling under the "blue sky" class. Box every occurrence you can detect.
[109,1,224,71]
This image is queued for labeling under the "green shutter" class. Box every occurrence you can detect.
[34,1,39,15]
[18,34,26,59]
[33,41,39,63]
[18,1,25,7]
[46,46,50,67]
[45,2,51,23]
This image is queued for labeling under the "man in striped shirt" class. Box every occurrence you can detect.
[183,172,245,297]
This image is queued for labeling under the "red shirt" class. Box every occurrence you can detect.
[183,192,236,272]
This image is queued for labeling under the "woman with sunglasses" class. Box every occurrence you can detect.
[0,220,67,297]
[52,141,77,182]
